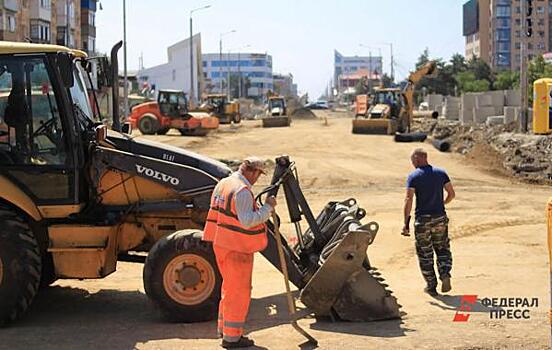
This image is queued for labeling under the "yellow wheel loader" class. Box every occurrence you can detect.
[352,61,437,135]
[0,41,399,327]
[262,96,291,127]
[194,94,241,124]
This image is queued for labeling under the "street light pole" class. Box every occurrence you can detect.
[520,0,528,132]
[189,5,211,106]
[218,30,236,94]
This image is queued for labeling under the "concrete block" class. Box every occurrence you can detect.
[486,116,505,126]
[461,93,477,109]
[505,89,521,106]
[460,108,474,125]
[473,106,496,123]
[504,106,518,124]
[476,93,493,108]
[488,90,505,107]
[494,106,504,115]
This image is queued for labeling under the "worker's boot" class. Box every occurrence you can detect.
[221,336,255,348]
[424,286,438,297]
[441,277,452,293]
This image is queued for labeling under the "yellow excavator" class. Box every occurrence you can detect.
[352,61,437,134]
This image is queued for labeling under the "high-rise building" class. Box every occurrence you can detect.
[464,0,491,63]
[464,0,552,71]
[80,0,97,54]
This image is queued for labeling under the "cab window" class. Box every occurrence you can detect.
[0,56,66,166]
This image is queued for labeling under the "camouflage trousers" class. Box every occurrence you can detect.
[414,215,452,289]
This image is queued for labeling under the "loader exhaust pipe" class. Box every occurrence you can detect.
[110,41,123,132]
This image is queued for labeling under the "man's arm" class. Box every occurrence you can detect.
[444,182,455,205]
[402,188,415,236]
[235,189,274,228]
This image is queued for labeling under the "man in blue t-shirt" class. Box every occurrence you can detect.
[402,148,455,297]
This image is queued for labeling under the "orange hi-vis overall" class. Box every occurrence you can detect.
[203,174,267,342]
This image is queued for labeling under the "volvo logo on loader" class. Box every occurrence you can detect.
[136,164,180,186]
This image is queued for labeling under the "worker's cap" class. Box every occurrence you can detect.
[243,156,267,174]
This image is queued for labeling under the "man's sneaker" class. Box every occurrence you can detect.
[441,277,452,293]
[424,286,438,297]
[221,336,255,348]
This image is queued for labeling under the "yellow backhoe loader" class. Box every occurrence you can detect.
[0,41,399,327]
[262,96,291,127]
[352,61,437,134]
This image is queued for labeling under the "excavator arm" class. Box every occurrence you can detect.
[401,61,437,131]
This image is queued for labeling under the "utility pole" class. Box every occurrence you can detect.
[66,0,70,46]
[227,50,231,99]
[123,0,128,119]
[238,51,241,98]
[189,5,211,106]
[368,50,372,92]
[520,0,529,132]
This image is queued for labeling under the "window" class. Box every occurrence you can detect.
[496,5,511,17]
[40,0,50,9]
[537,42,546,49]
[528,42,533,49]
[88,12,95,26]
[515,42,521,49]
[539,30,545,38]
[515,18,521,26]
[537,6,545,13]
[515,30,521,37]
[7,15,15,33]
[498,18,511,28]
[495,29,510,40]
[0,56,66,166]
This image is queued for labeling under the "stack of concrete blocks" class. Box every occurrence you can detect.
[460,93,477,125]
[503,90,521,125]
[443,96,461,120]
[475,91,504,124]
[425,94,444,114]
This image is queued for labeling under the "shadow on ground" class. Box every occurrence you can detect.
[1,286,410,350]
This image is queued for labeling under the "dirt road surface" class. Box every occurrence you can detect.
[2,112,550,350]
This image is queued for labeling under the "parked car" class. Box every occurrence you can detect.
[305,100,329,110]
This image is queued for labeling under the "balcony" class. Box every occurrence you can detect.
[4,0,18,12]
[30,0,52,21]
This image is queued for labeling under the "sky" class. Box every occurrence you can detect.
[96,0,466,98]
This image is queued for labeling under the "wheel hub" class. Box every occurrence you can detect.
[162,254,216,306]
[176,265,201,289]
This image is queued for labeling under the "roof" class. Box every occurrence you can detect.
[374,87,400,92]
[0,41,87,58]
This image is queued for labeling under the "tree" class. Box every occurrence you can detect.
[455,71,490,93]
[467,57,493,83]
[354,76,369,95]
[493,71,519,90]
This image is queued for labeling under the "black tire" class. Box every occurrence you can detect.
[138,114,159,135]
[143,230,221,323]
[156,127,170,135]
[39,253,57,288]
[233,113,241,124]
[179,128,209,137]
[0,205,41,327]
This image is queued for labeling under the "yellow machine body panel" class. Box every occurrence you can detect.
[96,169,179,205]
[47,225,118,278]
[0,41,87,57]
[533,78,552,135]
[0,175,42,221]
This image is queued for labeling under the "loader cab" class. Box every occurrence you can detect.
[205,94,227,115]
[158,90,189,118]
[0,45,96,209]
[373,88,402,117]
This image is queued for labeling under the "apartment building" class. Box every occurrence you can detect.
[0,0,97,53]
[464,0,552,71]
[334,50,383,92]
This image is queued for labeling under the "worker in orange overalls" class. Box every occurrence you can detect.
[203,156,277,349]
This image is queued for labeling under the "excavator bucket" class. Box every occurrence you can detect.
[352,118,395,135]
[261,156,401,322]
[262,116,290,128]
